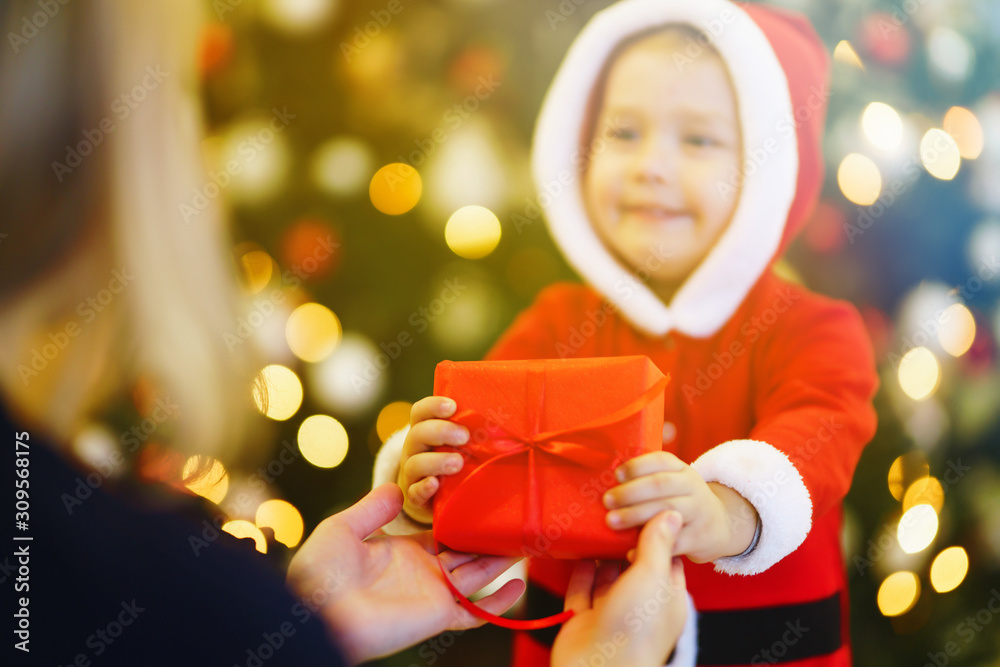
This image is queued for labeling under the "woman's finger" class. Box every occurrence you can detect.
[591,561,622,603]
[564,560,597,613]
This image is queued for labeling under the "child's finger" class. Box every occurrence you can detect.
[407,476,439,507]
[402,451,464,489]
[616,451,686,482]
[606,497,692,530]
[410,396,457,426]
[603,471,690,509]
[404,420,470,457]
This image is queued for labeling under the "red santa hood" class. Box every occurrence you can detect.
[531,0,829,338]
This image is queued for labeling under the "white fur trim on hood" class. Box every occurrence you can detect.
[691,439,812,575]
[532,0,798,338]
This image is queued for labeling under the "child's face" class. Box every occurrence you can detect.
[584,33,742,288]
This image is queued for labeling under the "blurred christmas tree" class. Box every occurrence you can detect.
[196,0,1000,664]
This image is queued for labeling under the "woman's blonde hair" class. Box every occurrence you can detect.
[0,0,265,466]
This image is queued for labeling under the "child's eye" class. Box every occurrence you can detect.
[606,126,639,141]
[684,134,721,148]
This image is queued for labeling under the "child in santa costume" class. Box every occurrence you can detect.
[375,1,879,665]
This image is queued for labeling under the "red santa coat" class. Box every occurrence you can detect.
[373,0,878,664]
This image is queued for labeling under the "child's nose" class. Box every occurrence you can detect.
[631,137,680,184]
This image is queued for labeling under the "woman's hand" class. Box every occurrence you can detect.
[287,484,524,665]
[552,511,688,667]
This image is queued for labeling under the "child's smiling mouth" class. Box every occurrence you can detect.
[620,203,693,226]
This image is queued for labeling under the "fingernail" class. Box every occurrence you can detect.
[607,511,621,528]
[452,428,469,444]
[615,467,626,483]
[444,456,463,473]
[663,511,682,535]
[441,398,456,415]
[602,493,615,509]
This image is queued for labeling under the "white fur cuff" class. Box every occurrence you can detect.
[666,594,699,667]
[691,440,812,576]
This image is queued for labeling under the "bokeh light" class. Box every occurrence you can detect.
[920,129,962,180]
[297,415,350,468]
[376,401,413,441]
[837,153,882,205]
[898,347,940,400]
[281,218,340,281]
[217,117,290,203]
[927,27,973,82]
[902,476,944,513]
[370,163,422,215]
[222,520,267,554]
[943,107,984,160]
[877,571,920,617]
[833,40,864,69]
[238,249,275,295]
[897,504,939,554]
[887,452,929,501]
[311,136,375,197]
[937,303,976,357]
[309,333,387,416]
[862,102,903,151]
[286,303,342,363]
[930,547,969,593]
[183,456,229,505]
[256,499,305,548]
[444,205,502,259]
[253,364,304,421]
[260,0,339,35]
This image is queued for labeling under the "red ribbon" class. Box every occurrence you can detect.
[435,365,669,629]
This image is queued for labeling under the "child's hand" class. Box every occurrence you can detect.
[397,396,470,525]
[602,452,758,563]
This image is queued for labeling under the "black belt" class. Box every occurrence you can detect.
[523,582,842,665]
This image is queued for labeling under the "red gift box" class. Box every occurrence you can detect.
[432,356,668,560]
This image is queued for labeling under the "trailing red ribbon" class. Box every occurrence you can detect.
[435,367,669,629]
